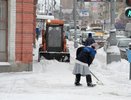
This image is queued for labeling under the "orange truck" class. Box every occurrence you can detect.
[38,19,70,62]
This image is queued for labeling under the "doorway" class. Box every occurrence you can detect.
[0,0,7,62]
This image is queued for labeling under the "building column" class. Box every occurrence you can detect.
[8,0,16,63]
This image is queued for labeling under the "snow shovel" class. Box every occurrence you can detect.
[90,71,104,85]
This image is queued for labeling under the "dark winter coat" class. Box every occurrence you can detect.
[73,46,96,76]
[76,46,96,66]
[85,33,95,46]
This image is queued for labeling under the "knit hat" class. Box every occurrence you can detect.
[88,33,92,37]
[91,43,99,50]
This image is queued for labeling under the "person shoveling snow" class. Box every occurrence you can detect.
[73,43,99,87]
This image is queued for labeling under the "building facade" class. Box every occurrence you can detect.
[60,0,74,23]
[0,0,37,72]
[60,0,73,9]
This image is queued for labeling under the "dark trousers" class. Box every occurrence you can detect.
[75,74,92,84]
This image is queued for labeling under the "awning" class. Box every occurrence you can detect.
[36,15,54,20]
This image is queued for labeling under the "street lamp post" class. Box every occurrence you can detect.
[59,5,62,19]
[110,0,116,29]
[73,0,78,48]
[106,0,121,64]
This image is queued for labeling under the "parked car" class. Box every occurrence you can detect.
[117,38,131,60]
[69,26,81,40]
[90,27,105,36]
[93,36,106,48]
[116,35,127,40]
[103,35,127,51]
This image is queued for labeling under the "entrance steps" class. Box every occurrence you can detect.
[0,62,11,72]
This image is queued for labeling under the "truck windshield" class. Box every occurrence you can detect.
[48,26,62,47]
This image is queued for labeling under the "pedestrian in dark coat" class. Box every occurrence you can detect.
[36,28,40,40]
[84,33,95,46]
[73,43,99,87]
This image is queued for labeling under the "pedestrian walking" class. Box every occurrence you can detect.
[36,22,40,40]
[73,43,99,87]
[36,27,40,40]
[84,33,95,46]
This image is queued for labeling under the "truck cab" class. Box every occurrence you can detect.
[38,19,70,62]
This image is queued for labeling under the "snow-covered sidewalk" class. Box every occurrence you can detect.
[0,39,131,100]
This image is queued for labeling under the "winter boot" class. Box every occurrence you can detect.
[75,83,82,86]
[87,83,96,87]
[74,74,82,86]
[86,74,95,87]
[86,74,92,83]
